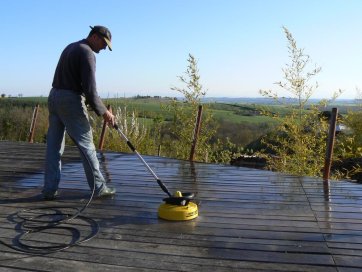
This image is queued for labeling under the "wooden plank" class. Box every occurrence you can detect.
[2,140,362,271]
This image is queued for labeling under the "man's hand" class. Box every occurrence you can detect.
[102,110,115,127]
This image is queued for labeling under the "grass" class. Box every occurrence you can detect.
[211,109,274,124]
[99,97,278,125]
[2,96,359,148]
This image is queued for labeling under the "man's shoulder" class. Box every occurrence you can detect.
[64,39,92,55]
[72,39,92,52]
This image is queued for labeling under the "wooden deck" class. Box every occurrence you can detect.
[1,140,362,271]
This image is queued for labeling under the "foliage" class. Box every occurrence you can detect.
[162,54,217,161]
[261,27,322,116]
[338,114,362,160]
[259,26,342,178]
[208,137,244,163]
[333,90,362,179]
[261,108,331,176]
[0,96,273,157]
[0,103,48,143]
[90,106,158,155]
[214,120,273,148]
[343,90,362,158]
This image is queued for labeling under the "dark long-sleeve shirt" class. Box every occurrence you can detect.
[52,39,107,116]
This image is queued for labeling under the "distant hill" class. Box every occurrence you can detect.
[201,97,358,105]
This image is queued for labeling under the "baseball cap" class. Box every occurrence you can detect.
[89,25,112,51]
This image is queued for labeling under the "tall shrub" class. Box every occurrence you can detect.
[259,27,341,177]
[163,54,216,161]
[90,106,154,154]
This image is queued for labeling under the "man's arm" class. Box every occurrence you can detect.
[81,51,108,116]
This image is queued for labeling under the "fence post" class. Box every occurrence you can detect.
[189,105,203,162]
[323,107,338,181]
[98,104,112,151]
[28,104,39,143]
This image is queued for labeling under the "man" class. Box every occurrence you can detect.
[42,25,116,200]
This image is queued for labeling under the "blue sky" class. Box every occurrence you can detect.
[1,0,362,99]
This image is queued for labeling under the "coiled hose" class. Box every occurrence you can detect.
[1,136,102,255]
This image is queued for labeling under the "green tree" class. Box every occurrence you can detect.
[259,26,341,177]
[162,54,217,162]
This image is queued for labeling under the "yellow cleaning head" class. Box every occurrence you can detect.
[158,191,198,221]
[158,202,198,221]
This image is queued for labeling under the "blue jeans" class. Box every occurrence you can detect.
[43,88,106,195]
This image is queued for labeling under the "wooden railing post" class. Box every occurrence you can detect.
[323,107,338,181]
[189,105,203,162]
[28,104,39,143]
[98,104,112,151]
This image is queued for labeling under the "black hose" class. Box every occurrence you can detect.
[0,133,101,255]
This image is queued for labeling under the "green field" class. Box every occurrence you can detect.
[1,96,360,148]
[99,98,279,124]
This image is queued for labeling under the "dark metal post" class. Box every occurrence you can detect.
[98,104,112,151]
[28,104,39,143]
[323,107,338,181]
[157,144,161,156]
[189,105,203,161]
